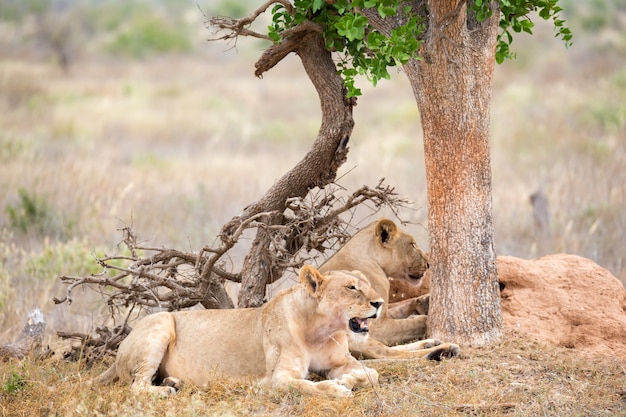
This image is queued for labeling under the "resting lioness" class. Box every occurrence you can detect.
[320,218,460,360]
[94,266,384,397]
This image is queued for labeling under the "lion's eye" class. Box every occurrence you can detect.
[346,285,357,291]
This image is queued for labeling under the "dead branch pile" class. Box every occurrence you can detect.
[54,180,411,365]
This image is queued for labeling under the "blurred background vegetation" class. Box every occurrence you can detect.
[0,0,624,346]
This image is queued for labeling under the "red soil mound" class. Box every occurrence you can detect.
[499,254,626,359]
[389,253,626,358]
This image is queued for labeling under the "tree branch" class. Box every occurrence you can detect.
[207,0,293,41]
[254,21,323,78]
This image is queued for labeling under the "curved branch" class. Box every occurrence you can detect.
[198,212,277,283]
[208,0,294,41]
[254,21,323,77]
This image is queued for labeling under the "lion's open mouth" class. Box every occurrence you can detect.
[349,313,377,334]
[349,317,369,333]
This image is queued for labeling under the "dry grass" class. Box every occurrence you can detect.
[0,331,624,416]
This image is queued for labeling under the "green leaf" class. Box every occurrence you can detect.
[378,6,396,18]
[267,28,281,42]
[312,0,324,13]
[333,0,348,14]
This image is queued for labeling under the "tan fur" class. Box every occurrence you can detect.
[93,266,383,397]
[320,218,460,360]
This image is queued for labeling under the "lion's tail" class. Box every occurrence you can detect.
[90,363,119,386]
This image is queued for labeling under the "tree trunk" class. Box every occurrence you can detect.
[402,1,503,345]
[231,30,355,307]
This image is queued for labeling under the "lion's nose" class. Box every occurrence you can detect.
[370,301,383,310]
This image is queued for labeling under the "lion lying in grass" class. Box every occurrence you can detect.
[320,218,460,360]
[94,266,384,397]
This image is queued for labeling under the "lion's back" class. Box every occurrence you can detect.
[160,308,266,383]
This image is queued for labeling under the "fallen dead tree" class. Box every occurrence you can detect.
[54,180,412,365]
[0,308,51,361]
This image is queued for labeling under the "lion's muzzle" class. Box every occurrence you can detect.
[349,301,383,334]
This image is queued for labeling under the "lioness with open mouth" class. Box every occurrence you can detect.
[94,265,383,397]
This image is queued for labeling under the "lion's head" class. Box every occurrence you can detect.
[299,266,384,337]
[367,218,429,284]
[320,218,429,303]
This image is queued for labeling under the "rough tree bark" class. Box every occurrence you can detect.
[214,21,355,307]
[365,1,503,345]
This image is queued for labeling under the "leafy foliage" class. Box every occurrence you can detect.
[269,0,425,97]
[268,0,573,94]
[472,0,573,64]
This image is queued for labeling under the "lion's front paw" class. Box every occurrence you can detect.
[132,384,177,397]
[447,343,461,358]
[162,377,183,392]
[337,367,379,389]
[156,385,178,397]
[317,380,354,397]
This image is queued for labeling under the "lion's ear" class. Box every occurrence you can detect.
[375,218,398,246]
[299,265,325,296]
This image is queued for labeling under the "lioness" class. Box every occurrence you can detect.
[94,266,383,397]
[320,218,459,360]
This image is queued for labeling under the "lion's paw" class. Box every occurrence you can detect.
[426,343,461,361]
[162,376,183,392]
[316,380,353,397]
[421,338,442,349]
[156,386,178,397]
[448,343,461,358]
[135,384,177,397]
[336,367,379,389]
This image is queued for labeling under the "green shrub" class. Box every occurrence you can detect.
[106,15,192,58]
[5,189,76,239]
[2,368,27,395]
[24,238,107,282]
[6,189,55,235]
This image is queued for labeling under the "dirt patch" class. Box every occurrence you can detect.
[499,254,626,359]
